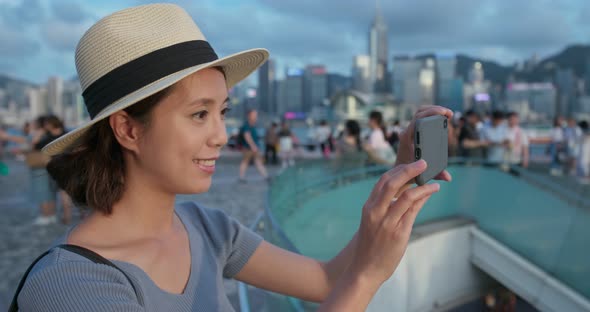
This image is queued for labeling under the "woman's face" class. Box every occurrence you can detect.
[137,68,229,194]
[368,118,377,129]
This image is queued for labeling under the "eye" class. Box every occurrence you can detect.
[221,107,231,119]
[192,110,208,120]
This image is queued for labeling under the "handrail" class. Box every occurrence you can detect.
[237,212,264,312]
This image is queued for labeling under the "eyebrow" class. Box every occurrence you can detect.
[190,97,230,107]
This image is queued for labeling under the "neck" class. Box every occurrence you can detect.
[90,162,177,240]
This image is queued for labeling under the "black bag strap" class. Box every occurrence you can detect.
[9,244,139,312]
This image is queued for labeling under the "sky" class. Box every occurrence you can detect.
[1,0,589,84]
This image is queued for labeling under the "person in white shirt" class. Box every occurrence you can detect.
[315,120,332,158]
[549,117,566,175]
[506,112,529,168]
[564,117,583,175]
[481,111,509,165]
[576,121,590,184]
[364,111,396,165]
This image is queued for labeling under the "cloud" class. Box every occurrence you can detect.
[0,0,45,29]
[0,27,40,57]
[257,0,588,63]
[50,0,95,23]
[40,19,90,52]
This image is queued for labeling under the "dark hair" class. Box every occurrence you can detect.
[464,110,477,118]
[580,120,589,131]
[35,115,48,128]
[369,110,386,138]
[492,111,504,120]
[507,112,518,118]
[553,117,562,128]
[345,119,362,151]
[44,115,65,131]
[46,87,172,214]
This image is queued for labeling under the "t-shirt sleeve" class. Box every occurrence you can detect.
[18,254,143,312]
[188,204,263,279]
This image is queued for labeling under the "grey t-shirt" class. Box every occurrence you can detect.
[18,202,263,311]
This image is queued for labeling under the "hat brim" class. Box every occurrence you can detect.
[43,48,269,156]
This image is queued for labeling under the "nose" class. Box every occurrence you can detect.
[208,116,228,148]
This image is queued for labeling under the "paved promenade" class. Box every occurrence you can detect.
[0,152,284,310]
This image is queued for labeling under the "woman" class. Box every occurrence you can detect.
[278,121,298,169]
[14,4,451,311]
[334,120,366,170]
[365,110,396,165]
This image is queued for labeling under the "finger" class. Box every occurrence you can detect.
[383,183,439,225]
[434,170,452,182]
[398,193,433,233]
[404,107,453,139]
[369,163,409,200]
[373,160,428,217]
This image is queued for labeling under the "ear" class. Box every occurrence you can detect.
[109,111,143,154]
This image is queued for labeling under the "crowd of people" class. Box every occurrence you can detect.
[0,115,74,225]
[449,110,590,183]
[234,108,590,185]
[235,109,400,182]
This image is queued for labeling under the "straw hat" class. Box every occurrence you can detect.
[43,3,269,156]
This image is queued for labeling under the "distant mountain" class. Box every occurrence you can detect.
[517,44,590,82]
[0,74,36,89]
[455,54,514,86]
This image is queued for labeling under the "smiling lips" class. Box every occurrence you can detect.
[193,158,217,174]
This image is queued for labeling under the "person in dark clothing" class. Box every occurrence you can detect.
[459,110,487,159]
[264,122,278,165]
[238,109,269,182]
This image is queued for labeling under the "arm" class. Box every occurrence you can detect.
[243,131,258,151]
[234,233,358,302]
[0,130,28,144]
[236,162,440,310]
[461,139,487,148]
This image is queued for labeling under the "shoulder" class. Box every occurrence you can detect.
[176,202,241,248]
[18,247,142,311]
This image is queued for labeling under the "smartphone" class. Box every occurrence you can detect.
[414,115,448,185]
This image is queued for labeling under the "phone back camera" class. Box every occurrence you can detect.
[443,119,448,128]
[415,148,421,160]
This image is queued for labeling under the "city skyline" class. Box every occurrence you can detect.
[1,0,589,84]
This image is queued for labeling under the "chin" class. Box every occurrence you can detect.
[189,179,212,194]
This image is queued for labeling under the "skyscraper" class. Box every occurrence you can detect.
[47,76,63,118]
[283,68,304,113]
[26,87,47,119]
[257,59,275,113]
[369,1,389,93]
[303,65,328,112]
[392,56,422,105]
[436,56,462,111]
[352,55,371,93]
[555,68,576,117]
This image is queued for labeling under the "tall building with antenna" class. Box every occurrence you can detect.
[369,0,390,93]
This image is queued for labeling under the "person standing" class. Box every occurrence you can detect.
[278,121,296,169]
[316,120,332,158]
[238,109,269,182]
[264,122,278,165]
[481,111,509,165]
[549,117,566,176]
[564,117,582,175]
[506,112,530,168]
[459,110,487,160]
[576,121,590,184]
[364,111,396,165]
